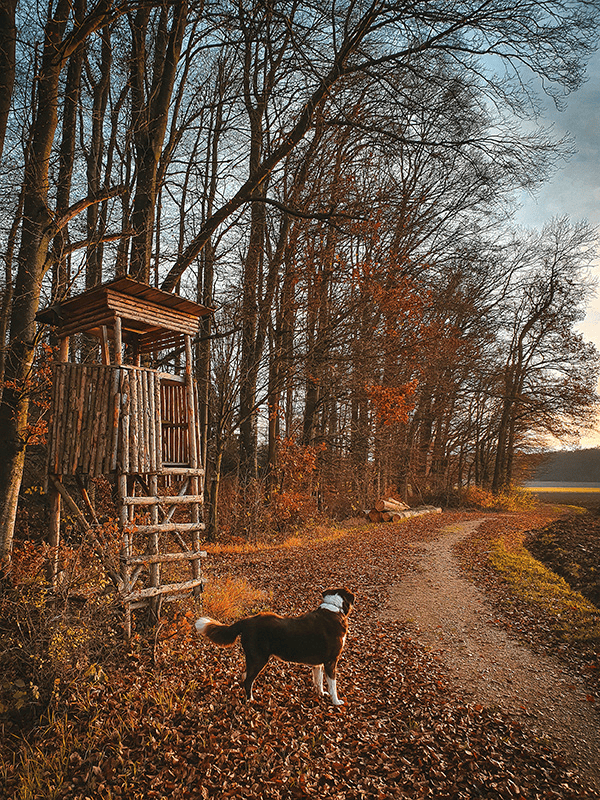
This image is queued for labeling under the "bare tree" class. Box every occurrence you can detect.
[491,219,600,492]
[0,0,121,568]
[127,1,189,282]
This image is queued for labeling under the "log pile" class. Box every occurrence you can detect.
[365,497,442,523]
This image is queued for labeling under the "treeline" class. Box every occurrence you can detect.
[531,449,600,483]
[1,0,600,551]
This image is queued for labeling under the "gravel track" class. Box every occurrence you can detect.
[382,519,600,791]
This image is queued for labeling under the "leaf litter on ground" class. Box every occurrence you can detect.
[3,510,600,799]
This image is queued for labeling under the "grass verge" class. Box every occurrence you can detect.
[489,537,600,644]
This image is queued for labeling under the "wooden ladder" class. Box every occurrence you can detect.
[119,470,206,635]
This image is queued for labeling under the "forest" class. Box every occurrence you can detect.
[2,0,600,559]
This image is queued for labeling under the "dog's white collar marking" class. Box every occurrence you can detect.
[320,594,344,614]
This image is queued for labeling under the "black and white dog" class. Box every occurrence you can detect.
[195,588,354,705]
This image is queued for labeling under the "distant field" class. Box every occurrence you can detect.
[522,482,600,508]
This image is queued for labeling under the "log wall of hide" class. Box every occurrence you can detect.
[48,363,198,476]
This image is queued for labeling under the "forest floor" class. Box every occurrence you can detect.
[2,505,600,799]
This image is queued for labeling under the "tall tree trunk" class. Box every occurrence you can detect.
[0,0,16,162]
[0,0,72,567]
[0,0,112,567]
[128,2,188,283]
[53,0,85,298]
[86,26,112,288]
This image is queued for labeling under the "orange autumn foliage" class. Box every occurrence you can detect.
[365,380,418,425]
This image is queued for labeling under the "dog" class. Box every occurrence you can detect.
[195,587,354,705]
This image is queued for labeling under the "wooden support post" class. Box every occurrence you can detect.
[47,335,69,587]
[149,474,161,620]
[117,471,131,637]
[190,473,202,594]
[47,477,61,587]
[184,335,198,470]
[184,335,203,595]
[114,316,123,365]
[59,335,69,363]
[100,326,111,365]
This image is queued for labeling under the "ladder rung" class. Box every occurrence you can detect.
[122,495,203,506]
[123,577,206,603]
[124,550,207,565]
[126,522,205,534]
[162,467,204,475]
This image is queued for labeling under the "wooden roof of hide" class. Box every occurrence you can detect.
[36,277,213,352]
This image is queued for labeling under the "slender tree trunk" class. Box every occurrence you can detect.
[128,2,188,282]
[0,185,25,397]
[491,396,514,494]
[266,324,280,497]
[238,182,265,481]
[0,0,16,163]
[205,442,223,543]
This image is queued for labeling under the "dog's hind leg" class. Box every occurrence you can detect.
[242,655,269,701]
[324,662,343,706]
[312,665,325,696]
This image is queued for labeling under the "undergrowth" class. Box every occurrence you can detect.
[463,485,539,512]
[205,522,353,555]
[201,574,272,621]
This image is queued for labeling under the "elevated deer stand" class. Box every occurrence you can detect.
[37,277,213,635]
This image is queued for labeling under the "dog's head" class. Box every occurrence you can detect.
[322,587,355,615]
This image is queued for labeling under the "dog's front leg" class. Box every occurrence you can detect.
[324,663,344,706]
[312,665,325,696]
[242,669,255,701]
[325,676,343,706]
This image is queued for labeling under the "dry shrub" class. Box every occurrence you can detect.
[269,439,326,532]
[271,488,319,528]
[218,477,276,542]
[463,485,539,512]
[201,574,271,621]
[0,540,124,731]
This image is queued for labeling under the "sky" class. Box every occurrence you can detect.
[514,50,600,448]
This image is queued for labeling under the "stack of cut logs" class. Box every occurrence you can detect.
[365,497,442,523]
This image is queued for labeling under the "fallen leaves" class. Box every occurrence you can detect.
[2,511,600,799]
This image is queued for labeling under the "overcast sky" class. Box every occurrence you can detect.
[512,50,600,448]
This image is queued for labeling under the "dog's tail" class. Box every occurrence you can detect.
[195,617,242,646]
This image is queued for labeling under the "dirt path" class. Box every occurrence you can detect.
[382,518,600,791]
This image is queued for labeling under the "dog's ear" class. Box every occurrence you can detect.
[341,588,355,612]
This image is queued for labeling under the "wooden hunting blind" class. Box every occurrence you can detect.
[36,277,213,634]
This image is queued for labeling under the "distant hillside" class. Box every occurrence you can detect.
[532,449,600,483]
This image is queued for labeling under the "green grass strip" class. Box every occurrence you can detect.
[489,539,600,644]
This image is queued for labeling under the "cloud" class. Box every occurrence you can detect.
[517,51,600,231]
